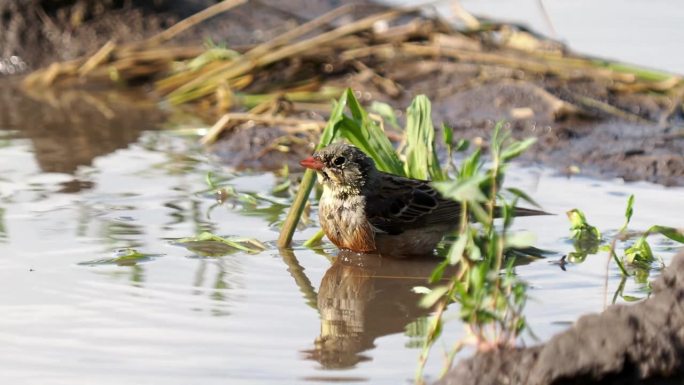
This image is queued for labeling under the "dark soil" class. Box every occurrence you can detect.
[5,0,683,185]
[438,250,684,385]
[0,0,381,71]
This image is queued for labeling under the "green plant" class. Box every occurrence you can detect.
[565,195,684,303]
[279,89,539,383]
[415,125,537,381]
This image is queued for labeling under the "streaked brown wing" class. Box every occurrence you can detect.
[365,172,461,235]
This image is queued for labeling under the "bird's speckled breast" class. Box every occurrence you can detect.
[318,190,376,252]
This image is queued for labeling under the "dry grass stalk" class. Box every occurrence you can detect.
[142,0,247,46]
[20,1,683,131]
[165,8,408,104]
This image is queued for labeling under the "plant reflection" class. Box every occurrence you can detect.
[0,84,165,176]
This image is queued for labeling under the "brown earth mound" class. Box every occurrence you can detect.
[438,250,684,385]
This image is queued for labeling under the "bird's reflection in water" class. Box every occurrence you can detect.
[304,250,449,369]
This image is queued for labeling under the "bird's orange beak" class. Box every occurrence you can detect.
[300,156,325,170]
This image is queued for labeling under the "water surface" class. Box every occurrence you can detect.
[0,86,682,385]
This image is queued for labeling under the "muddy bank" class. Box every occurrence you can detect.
[7,0,684,186]
[0,0,380,71]
[438,250,684,385]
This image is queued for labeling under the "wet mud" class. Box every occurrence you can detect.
[438,250,684,385]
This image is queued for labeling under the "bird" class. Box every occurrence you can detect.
[300,142,546,258]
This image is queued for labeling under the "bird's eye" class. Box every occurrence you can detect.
[333,156,346,166]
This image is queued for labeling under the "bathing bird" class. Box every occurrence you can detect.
[300,143,545,257]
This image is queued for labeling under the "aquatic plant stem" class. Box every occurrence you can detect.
[277,169,317,248]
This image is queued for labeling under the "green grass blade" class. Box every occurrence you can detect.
[403,95,444,181]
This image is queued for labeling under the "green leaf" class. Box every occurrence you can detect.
[432,175,489,203]
[303,229,326,248]
[419,285,449,308]
[501,138,537,162]
[442,123,454,147]
[429,260,448,283]
[447,233,469,265]
[403,95,444,181]
[625,237,655,266]
[459,149,481,178]
[506,187,542,209]
[333,90,404,175]
[504,232,536,249]
[370,101,399,129]
[566,209,601,243]
[177,232,266,253]
[610,248,630,277]
[618,194,635,233]
[646,225,684,243]
[206,171,217,189]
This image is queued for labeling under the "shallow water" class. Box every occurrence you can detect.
[0,87,683,385]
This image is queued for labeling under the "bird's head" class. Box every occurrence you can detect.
[300,143,377,195]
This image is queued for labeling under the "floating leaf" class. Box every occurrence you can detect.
[176,232,266,254]
[79,248,162,266]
